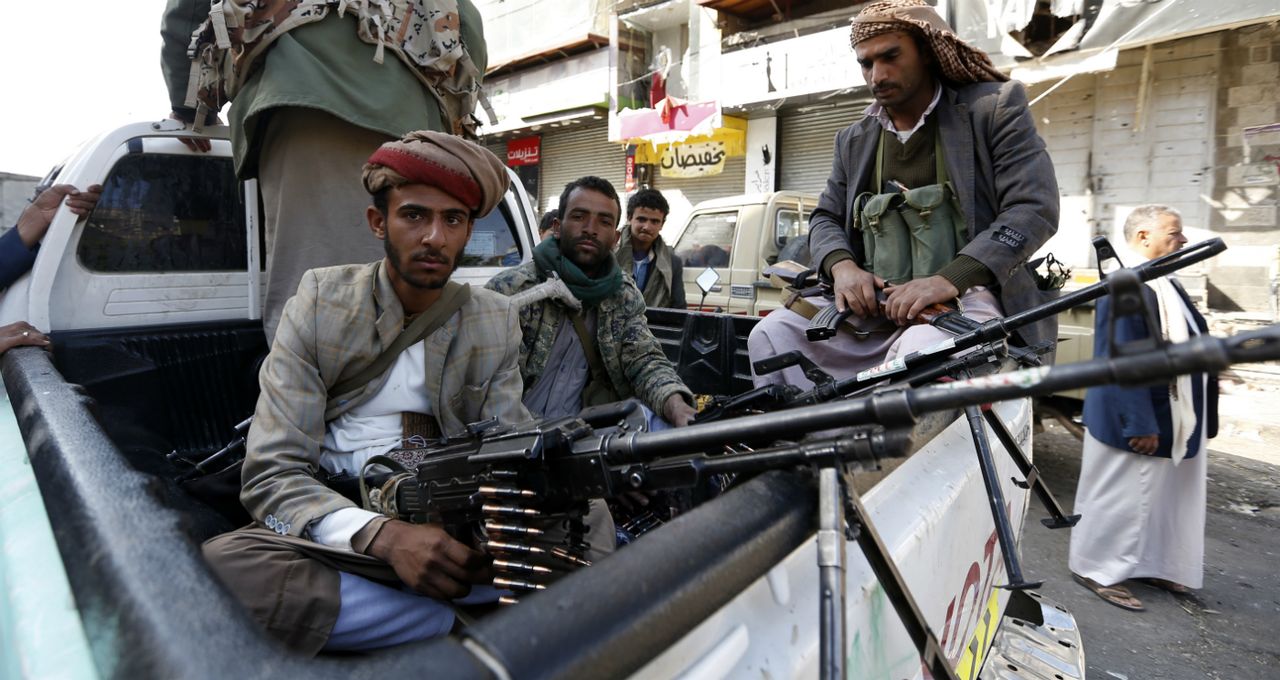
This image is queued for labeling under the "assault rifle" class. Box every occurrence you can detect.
[371,316,1279,680]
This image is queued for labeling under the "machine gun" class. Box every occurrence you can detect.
[365,317,1280,680]
[697,237,1226,423]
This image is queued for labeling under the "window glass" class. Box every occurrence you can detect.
[78,153,247,272]
[674,211,737,268]
[463,201,524,267]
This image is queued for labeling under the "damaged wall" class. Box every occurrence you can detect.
[1210,22,1280,314]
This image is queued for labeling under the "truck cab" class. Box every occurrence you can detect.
[0,119,539,332]
[671,191,817,315]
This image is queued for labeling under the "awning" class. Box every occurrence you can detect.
[615,98,747,164]
[957,0,1280,82]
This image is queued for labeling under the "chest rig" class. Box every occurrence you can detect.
[853,119,968,285]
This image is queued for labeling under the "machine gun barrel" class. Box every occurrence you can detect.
[608,321,1279,461]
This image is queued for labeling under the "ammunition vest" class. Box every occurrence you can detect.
[183,0,493,137]
[854,127,967,285]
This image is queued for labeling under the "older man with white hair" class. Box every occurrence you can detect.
[1068,205,1218,611]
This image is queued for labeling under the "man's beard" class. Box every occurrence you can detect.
[561,234,610,277]
[385,238,459,290]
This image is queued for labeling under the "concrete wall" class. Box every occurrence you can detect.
[0,173,40,234]
[1209,22,1280,314]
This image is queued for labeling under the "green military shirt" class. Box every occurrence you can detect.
[161,1,488,178]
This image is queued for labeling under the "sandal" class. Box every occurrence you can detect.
[1137,577,1191,595]
[1072,573,1145,611]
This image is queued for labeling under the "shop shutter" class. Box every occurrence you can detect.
[538,121,627,217]
[778,98,869,195]
[652,155,747,226]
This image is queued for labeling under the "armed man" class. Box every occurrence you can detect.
[487,176,698,429]
[201,133,544,655]
[748,0,1059,388]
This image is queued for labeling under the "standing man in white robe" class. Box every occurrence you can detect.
[1068,205,1219,611]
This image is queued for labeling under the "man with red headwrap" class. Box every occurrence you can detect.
[747,0,1059,388]
[199,131,555,655]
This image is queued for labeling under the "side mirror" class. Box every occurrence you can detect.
[695,267,720,294]
[696,267,720,310]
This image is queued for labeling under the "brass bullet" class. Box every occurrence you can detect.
[484,521,545,537]
[479,485,537,498]
[493,559,553,575]
[482,504,539,517]
[483,540,547,555]
[494,577,546,591]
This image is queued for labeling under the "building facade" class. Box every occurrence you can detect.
[476,0,1280,314]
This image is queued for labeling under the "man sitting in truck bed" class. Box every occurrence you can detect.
[201,132,539,655]
[747,0,1058,388]
[487,176,698,429]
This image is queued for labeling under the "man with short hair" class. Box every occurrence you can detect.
[615,188,686,309]
[486,176,697,427]
[203,131,530,655]
[747,0,1058,388]
[1068,205,1216,611]
[537,208,558,241]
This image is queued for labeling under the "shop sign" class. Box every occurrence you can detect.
[659,141,727,178]
[506,136,541,166]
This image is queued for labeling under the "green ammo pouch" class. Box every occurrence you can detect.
[857,191,913,285]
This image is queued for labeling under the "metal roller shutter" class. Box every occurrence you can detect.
[538,121,627,216]
[652,154,747,228]
[778,98,869,194]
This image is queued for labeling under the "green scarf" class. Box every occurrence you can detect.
[533,236,622,307]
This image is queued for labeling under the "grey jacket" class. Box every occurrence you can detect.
[241,262,530,537]
[807,81,1060,352]
[614,228,686,309]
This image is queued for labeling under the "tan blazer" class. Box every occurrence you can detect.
[241,261,530,537]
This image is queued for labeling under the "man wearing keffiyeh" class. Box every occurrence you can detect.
[748,0,1061,390]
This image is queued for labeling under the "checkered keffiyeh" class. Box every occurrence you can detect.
[851,0,1007,84]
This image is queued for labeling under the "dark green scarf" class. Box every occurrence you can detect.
[533,236,622,307]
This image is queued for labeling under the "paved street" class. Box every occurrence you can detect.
[1025,397,1280,679]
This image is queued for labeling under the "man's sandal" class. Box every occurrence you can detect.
[1136,577,1191,595]
[1072,573,1145,611]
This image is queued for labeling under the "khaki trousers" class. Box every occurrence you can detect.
[258,108,392,344]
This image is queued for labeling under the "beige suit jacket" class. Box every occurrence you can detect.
[241,261,530,537]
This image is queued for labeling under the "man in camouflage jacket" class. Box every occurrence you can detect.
[486,177,696,426]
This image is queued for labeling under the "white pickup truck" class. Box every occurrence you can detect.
[1,121,1089,680]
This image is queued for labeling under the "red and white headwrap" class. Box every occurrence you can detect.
[851,0,1007,84]
[362,130,510,217]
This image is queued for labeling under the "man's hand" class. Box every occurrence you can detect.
[663,394,697,427]
[168,110,216,152]
[830,259,885,317]
[1128,434,1160,456]
[882,275,959,326]
[0,321,50,354]
[366,520,493,599]
[16,184,103,248]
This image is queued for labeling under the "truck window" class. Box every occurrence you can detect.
[675,211,737,268]
[463,201,524,267]
[78,154,246,273]
[775,209,809,247]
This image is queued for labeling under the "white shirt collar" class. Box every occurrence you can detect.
[864,85,943,143]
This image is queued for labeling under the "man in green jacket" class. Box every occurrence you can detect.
[614,188,686,309]
[160,0,488,343]
[486,177,697,428]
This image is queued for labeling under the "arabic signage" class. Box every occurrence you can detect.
[659,141,728,178]
[506,136,541,167]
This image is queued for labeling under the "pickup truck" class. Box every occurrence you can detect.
[671,191,817,314]
[1,122,1086,680]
